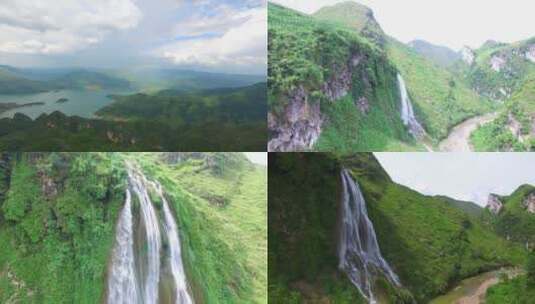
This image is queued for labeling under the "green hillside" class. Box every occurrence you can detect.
[0,152,266,303]
[408,40,461,68]
[386,38,493,140]
[268,3,418,152]
[269,152,525,303]
[0,67,52,94]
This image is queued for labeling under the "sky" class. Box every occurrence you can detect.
[375,153,535,206]
[245,152,267,166]
[0,0,267,74]
[271,0,535,50]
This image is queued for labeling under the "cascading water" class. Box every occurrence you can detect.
[154,181,194,304]
[107,189,140,304]
[397,73,426,139]
[339,169,400,304]
[107,163,195,304]
[128,167,162,304]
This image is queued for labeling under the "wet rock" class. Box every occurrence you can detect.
[486,194,503,214]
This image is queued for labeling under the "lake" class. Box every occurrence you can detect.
[0,89,133,119]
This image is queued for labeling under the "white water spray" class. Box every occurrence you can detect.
[339,169,400,303]
[154,181,195,304]
[397,74,426,138]
[129,167,162,304]
[107,163,194,304]
[107,189,140,304]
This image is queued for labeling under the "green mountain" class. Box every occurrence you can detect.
[268,1,495,151]
[467,38,535,151]
[0,67,53,94]
[269,152,525,303]
[313,1,385,46]
[435,195,484,218]
[97,83,267,125]
[408,40,461,68]
[0,152,266,303]
[0,83,267,151]
[268,3,417,152]
[483,184,535,248]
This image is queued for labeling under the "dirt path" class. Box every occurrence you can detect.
[438,113,498,152]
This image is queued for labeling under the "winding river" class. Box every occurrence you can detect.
[438,113,498,152]
[430,268,520,304]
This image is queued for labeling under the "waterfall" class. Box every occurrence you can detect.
[339,169,400,303]
[107,189,140,304]
[397,73,426,138]
[154,181,194,304]
[107,163,194,304]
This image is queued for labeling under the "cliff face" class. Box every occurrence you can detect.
[268,3,404,151]
[486,194,504,214]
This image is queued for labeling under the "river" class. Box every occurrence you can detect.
[430,268,520,304]
[438,113,498,152]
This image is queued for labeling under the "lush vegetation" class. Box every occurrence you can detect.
[0,153,126,303]
[387,38,493,141]
[97,83,266,125]
[0,152,267,303]
[269,152,525,303]
[136,153,267,303]
[486,252,535,303]
[482,184,535,247]
[269,3,420,151]
[0,85,266,151]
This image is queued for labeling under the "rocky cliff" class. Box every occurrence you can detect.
[487,193,504,214]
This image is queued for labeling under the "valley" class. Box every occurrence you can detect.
[0,66,266,151]
[269,152,535,303]
[268,1,535,152]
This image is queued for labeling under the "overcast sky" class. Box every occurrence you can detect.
[245,152,267,166]
[271,0,535,50]
[0,0,266,74]
[375,153,535,206]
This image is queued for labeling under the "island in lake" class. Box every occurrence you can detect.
[55,98,69,103]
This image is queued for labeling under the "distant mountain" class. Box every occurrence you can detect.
[97,82,267,124]
[435,195,483,217]
[0,66,52,94]
[51,70,131,90]
[408,40,461,67]
[118,68,266,92]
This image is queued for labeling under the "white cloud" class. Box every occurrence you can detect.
[0,0,142,54]
[158,4,267,73]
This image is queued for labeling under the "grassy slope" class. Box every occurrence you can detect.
[0,153,267,304]
[486,275,535,303]
[269,152,525,303]
[136,153,267,303]
[269,3,420,152]
[469,39,535,151]
[0,153,125,303]
[387,38,493,141]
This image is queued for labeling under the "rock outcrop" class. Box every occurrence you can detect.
[460,46,475,65]
[486,194,503,214]
[268,86,323,152]
[268,53,368,152]
[490,54,507,72]
[523,192,535,214]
